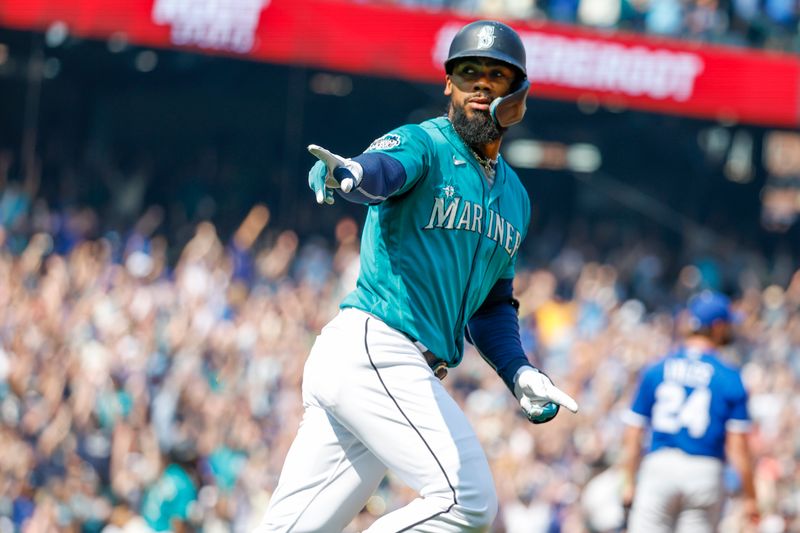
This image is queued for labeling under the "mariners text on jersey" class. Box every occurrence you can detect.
[423,196,523,257]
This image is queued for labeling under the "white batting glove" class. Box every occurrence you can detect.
[307,144,364,205]
[514,366,579,424]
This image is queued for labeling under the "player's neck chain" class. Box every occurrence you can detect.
[469,147,497,180]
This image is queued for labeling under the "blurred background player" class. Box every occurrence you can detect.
[258,20,578,532]
[621,291,758,533]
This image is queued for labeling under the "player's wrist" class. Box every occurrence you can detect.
[742,497,759,523]
[512,365,533,400]
[512,365,537,387]
[621,473,635,492]
[332,160,363,192]
[346,159,363,184]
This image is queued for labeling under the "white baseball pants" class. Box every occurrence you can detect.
[628,448,724,533]
[256,308,497,532]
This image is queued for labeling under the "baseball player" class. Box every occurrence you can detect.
[621,291,758,532]
[258,20,578,532]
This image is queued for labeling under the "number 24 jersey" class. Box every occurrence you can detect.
[624,347,751,460]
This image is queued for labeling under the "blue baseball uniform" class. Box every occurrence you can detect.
[626,347,750,459]
[624,346,751,533]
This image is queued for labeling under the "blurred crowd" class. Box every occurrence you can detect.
[364,0,800,51]
[0,154,799,533]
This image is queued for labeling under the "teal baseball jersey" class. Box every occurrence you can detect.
[340,117,531,365]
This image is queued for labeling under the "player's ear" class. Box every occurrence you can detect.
[444,75,452,96]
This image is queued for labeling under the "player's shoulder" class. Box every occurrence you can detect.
[699,350,740,373]
[706,354,744,385]
[639,355,670,380]
[500,163,531,214]
[500,160,526,193]
[418,116,467,144]
[364,123,433,154]
[417,116,450,131]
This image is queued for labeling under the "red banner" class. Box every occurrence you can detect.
[2,0,799,127]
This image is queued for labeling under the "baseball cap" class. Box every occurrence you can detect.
[687,291,739,328]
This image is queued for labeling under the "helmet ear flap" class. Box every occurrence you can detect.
[490,80,530,128]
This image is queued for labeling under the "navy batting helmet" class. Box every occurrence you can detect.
[445,20,530,128]
[445,20,527,78]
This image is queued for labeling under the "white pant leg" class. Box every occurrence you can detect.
[628,451,682,533]
[256,336,387,532]
[675,454,724,533]
[328,310,497,532]
[629,449,723,533]
[259,308,497,532]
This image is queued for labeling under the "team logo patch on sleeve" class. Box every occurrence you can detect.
[366,134,401,152]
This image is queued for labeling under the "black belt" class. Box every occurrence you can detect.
[423,350,448,381]
[404,333,448,380]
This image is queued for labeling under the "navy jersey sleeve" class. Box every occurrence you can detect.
[335,153,407,204]
[465,278,532,392]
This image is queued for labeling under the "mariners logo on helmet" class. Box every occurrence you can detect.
[444,20,527,77]
[476,26,495,49]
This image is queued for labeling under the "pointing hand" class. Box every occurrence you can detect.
[514,367,579,424]
[307,144,363,205]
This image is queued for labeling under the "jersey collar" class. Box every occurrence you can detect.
[434,116,508,195]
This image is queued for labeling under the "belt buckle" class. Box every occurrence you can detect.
[432,361,448,381]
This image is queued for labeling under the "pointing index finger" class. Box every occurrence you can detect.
[546,385,579,413]
[308,144,347,170]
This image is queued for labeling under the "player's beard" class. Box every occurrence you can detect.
[450,100,504,149]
